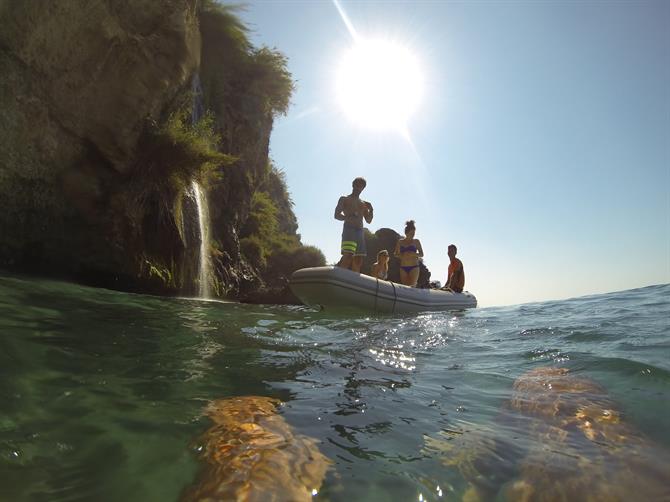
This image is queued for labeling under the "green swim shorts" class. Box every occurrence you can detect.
[341,224,366,256]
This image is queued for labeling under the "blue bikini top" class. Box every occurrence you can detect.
[399,244,417,253]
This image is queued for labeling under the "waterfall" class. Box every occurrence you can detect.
[190,73,211,298]
[192,179,212,298]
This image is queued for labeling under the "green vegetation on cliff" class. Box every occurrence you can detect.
[240,163,325,285]
[199,2,293,116]
[130,111,233,231]
[0,0,323,300]
[197,1,325,293]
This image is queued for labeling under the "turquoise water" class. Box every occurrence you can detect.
[1,274,669,501]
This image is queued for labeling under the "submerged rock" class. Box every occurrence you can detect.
[182,396,330,502]
[425,367,670,501]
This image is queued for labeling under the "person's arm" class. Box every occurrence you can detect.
[415,239,424,258]
[442,267,453,290]
[394,240,401,258]
[334,196,346,221]
[363,201,373,224]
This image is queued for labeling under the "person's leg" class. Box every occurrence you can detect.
[350,228,366,273]
[339,226,357,269]
[408,266,420,287]
[399,268,409,285]
[338,253,353,269]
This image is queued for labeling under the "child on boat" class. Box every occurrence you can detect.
[371,249,389,280]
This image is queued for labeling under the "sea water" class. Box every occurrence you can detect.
[0,274,668,501]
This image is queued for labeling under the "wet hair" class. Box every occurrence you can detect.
[352,177,367,188]
[448,244,457,253]
[404,220,416,234]
[377,249,389,259]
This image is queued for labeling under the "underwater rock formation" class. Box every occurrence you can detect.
[425,367,670,501]
[182,396,330,502]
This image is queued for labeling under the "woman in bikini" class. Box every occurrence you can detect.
[394,220,424,287]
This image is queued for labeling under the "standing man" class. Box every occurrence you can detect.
[334,177,373,272]
[441,244,465,293]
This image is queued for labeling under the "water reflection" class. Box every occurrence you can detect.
[4,275,668,502]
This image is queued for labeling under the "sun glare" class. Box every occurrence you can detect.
[336,39,423,131]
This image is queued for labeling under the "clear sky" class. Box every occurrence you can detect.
[237,0,670,307]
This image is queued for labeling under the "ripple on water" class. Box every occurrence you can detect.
[1,275,669,501]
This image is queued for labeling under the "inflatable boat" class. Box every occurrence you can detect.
[289,266,477,314]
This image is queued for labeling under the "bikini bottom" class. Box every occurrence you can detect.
[400,265,419,273]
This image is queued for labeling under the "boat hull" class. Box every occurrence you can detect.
[289,266,477,314]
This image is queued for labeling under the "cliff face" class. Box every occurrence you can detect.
[0,0,322,296]
[0,0,201,289]
[0,0,200,174]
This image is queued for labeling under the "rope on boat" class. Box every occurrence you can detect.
[390,280,397,315]
[374,278,380,312]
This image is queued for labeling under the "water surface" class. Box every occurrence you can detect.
[1,275,668,500]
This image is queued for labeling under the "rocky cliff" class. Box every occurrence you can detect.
[0,0,324,297]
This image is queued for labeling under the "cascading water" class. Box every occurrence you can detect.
[191,180,212,298]
[190,73,212,298]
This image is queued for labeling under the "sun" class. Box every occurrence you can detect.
[336,39,423,131]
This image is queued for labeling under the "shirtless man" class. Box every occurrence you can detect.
[441,244,465,293]
[334,177,373,272]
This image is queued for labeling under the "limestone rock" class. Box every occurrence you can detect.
[0,0,200,173]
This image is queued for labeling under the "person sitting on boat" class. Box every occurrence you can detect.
[334,177,373,273]
[370,249,389,280]
[394,220,424,287]
[441,244,465,293]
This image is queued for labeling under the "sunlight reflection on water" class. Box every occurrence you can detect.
[1,276,669,501]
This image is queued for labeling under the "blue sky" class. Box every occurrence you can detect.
[237,0,670,307]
